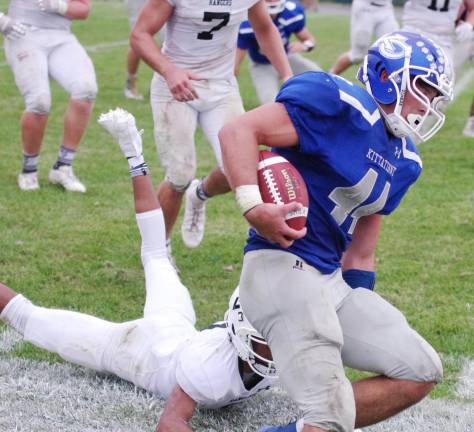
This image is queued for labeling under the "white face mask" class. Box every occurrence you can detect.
[379,72,453,142]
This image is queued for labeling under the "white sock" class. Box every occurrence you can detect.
[136,208,167,265]
[0,294,35,335]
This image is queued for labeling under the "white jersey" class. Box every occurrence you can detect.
[175,323,274,408]
[403,0,461,39]
[8,0,71,30]
[163,0,260,79]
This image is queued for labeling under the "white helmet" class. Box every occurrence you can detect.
[265,0,285,15]
[225,287,278,379]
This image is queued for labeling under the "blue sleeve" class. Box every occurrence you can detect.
[276,72,343,156]
[288,3,306,33]
[237,21,252,49]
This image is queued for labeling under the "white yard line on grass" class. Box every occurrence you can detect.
[456,357,474,400]
[0,39,128,68]
[0,327,22,352]
[0,344,473,431]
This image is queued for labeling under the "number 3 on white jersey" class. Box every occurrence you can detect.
[329,168,390,234]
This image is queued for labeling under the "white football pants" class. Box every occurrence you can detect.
[7,209,197,399]
[240,250,443,432]
[150,74,244,190]
[349,0,399,63]
[4,28,97,114]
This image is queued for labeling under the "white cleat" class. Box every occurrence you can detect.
[18,171,39,191]
[124,86,144,100]
[462,116,474,137]
[48,166,86,193]
[181,179,206,248]
[98,108,143,158]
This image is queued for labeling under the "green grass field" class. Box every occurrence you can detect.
[0,0,472,416]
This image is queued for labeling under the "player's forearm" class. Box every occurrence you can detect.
[157,386,196,432]
[254,25,292,80]
[341,215,381,272]
[219,119,260,190]
[234,48,246,76]
[130,30,173,75]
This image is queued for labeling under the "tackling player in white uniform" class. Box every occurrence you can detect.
[330,0,398,75]
[0,0,97,192]
[130,0,292,259]
[0,108,277,432]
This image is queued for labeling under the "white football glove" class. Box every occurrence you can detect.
[0,12,27,40]
[37,0,68,15]
[456,21,473,43]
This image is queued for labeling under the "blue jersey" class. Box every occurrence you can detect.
[237,1,305,64]
[245,72,423,274]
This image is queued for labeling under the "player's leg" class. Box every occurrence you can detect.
[240,250,355,432]
[124,48,144,100]
[4,32,51,191]
[180,81,245,248]
[249,61,280,104]
[373,5,399,40]
[0,281,117,372]
[288,53,322,74]
[151,74,198,248]
[463,95,474,137]
[98,108,196,323]
[48,32,97,192]
[337,286,442,428]
[124,0,146,100]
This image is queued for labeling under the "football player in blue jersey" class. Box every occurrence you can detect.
[219,31,454,432]
[235,0,321,105]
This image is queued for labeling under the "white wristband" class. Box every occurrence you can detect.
[57,0,68,15]
[235,185,263,215]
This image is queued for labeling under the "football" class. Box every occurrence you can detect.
[257,150,309,230]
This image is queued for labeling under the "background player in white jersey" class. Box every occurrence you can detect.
[330,0,398,75]
[130,0,292,258]
[235,0,321,105]
[402,0,474,136]
[402,0,474,62]
[0,0,97,192]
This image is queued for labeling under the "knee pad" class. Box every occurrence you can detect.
[70,79,98,102]
[25,93,51,114]
[350,31,371,64]
[407,332,443,383]
[348,49,365,65]
[165,167,195,192]
[166,178,192,193]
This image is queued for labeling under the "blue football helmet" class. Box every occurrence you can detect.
[357,31,454,142]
